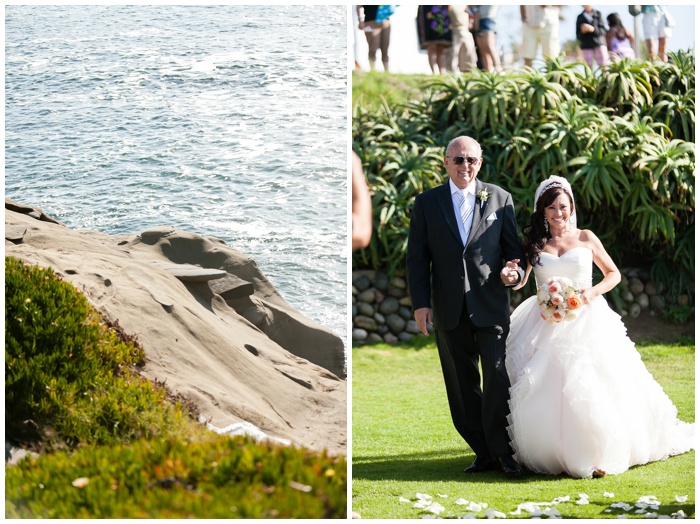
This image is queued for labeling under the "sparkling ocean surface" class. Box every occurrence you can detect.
[5,5,348,346]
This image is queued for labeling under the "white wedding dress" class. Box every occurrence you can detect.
[505,247,694,478]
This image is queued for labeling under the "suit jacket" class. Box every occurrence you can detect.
[407,179,524,331]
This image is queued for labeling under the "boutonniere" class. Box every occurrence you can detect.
[477,188,491,209]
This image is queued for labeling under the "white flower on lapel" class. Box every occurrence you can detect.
[477,188,491,209]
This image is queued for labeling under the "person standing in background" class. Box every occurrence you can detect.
[606,12,636,60]
[447,5,477,72]
[357,5,394,71]
[641,5,672,62]
[352,151,372,251]
[575,5,609,68]
[520,5,561,67]
[473,5,501,72]
[417,5,453,74]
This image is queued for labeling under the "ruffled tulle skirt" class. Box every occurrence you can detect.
[505,296,694,478]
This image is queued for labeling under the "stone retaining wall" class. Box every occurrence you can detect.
[352,268,693,346]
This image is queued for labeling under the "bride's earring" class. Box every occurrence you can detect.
[544,218,549,234]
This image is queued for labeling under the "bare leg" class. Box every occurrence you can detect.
[658,36,667,62]
[427,44,439,73]
[645,37,657,60]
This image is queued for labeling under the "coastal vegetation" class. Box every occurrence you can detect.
[352,51,695,311]
[352,337,695,519]
[5,257,346,518]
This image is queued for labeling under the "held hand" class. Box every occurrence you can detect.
[500,259,521,285]
[414,307,433,336]
[582,23,594,33]
[581,288,597,304]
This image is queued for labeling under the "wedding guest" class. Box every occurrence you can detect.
[352,151,372,251]
[447,5,477,72]
[606,12,636,60]
[520,5,562,67]
[575,5,609,68]
[641,5,672,62]
[357,5,394,71]
[473,5,502,72]
[417,5,453,74]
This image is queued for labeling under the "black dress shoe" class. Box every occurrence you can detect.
[498,455,523,476]
[464,457,498,473]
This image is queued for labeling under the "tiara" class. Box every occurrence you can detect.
[542,182,564,192]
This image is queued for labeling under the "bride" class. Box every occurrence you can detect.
[502,175,694,478]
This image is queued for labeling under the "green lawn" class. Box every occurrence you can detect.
[351,337,695,519]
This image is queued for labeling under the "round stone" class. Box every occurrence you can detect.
[353,275,372,292]
[352,328,368,341]
[378,296,400,315]
[354,315,378,331]
[385,313,406,335]
[357,302,375,317]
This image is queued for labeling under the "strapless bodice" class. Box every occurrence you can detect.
[534,247,593,290]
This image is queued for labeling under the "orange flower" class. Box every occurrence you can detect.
[567,294,583,310]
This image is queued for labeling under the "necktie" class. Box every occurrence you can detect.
[459,192,473,236]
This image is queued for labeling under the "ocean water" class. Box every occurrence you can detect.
[5,5,348,345]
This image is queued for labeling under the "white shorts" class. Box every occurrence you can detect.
[522,23,560,60]
[643,11,672,39]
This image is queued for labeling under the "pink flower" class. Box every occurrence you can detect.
[550,293,565,306]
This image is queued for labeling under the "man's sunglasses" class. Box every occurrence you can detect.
[449,156,480,165]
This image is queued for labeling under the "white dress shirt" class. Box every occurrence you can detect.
[449,178,477,246]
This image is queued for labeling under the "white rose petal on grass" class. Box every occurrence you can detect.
[610,502,634,512]
[417,493,432,501]
[71,477,89,488]
[675,495,688,503]
[484,508,506,519]
[672,510,687,519]
[552,496,570,504]
[425,502,445,515]
[438,493,448,498]
[616,516,628,519]
[543,507,561,518]
[643,513,658,519]
[399,497,411,503]
[604,492,615,498]
[455,499,469,506]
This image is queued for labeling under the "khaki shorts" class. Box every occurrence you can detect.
[643,11,672,40]
[522,23,560,60]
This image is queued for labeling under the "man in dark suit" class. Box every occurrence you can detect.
[407,135,525,476]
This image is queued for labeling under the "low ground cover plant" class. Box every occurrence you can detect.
[5,257,346,518]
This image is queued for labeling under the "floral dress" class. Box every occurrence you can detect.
[417,5,452,49]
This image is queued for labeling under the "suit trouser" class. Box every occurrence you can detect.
[435,299,513,459]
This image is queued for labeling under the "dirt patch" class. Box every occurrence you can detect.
[623,310,695,345]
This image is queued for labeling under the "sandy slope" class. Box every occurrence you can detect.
[5,199,347,456]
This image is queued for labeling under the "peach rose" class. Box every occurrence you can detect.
[552,309,566,322]
[550,293,565,306]
[548,281,562,294]
[567,294,583,310]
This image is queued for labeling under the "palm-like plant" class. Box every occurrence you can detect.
[649,89,695,142]
[568,138,630,207]
[634,139,695,206]
[514,67,572,119]
[596,58,655,112]
[537,98,612,163]
[658,49,695,93]
[459,70,520,131]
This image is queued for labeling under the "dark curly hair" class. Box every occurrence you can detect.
[522,186,574,267]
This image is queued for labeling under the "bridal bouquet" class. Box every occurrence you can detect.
[537,276,583,323]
